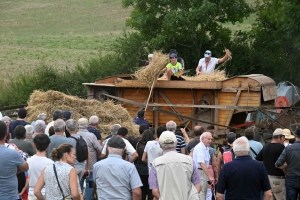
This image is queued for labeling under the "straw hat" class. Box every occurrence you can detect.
[283,129,295,139]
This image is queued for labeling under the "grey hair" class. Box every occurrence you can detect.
[166,120,177,132]
[108,147,123,155]
[200,132,211,141]
[66,119,77,132]
[233,136,250,156]
[25,125,34,136]
[111,124,121,135]
[53,119,66,132]
[34,120,45,132]
[89,115,99,125]
[160,140,177,149]
[1,116,11,122]
[37,113,47,121]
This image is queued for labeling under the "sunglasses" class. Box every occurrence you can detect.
[205,52,211,55]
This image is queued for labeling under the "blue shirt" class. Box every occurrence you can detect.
[93,154,143,200]
[249,140,263,159]
[133,117,150,126]
[9,120,29,138]
[217,155,271,199]
[87,126,102,140]
[0,146,25,200]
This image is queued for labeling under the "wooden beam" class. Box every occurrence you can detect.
[154,89,158,129]
[225,90,241,126]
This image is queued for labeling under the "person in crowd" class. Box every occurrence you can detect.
[63,110,73,137]
[161,53,184,81]
[45,109,64,136]
[101,127,138,162]
[103,124,121,141]
[196,49,231,75]
[218,132,236,170]
[77,118,102,200]
[93,136,142,200]
[31,113,47,128]
[0,121,29,200]
[169,49,185,70]
[47,119,71,158]
[217,136,272,200]
[25,125,34,146]
[256,128,286,200]
[27,134,54,200]
[149,131,201,199]
[1,116,11,142]
[133,110,150,126]
[142,126,166,170]
[275,127,300,200]
[9,108,29,138]
[166,120,186,154]
[283,128,295,147]
[144,53,153,66]
[187,126,205,154]
[207,145,219,200]
[244,128,263,159]
[192,132,213,199]
[34,144,83,200]
[33,120,45,138]
[130,124,149,150]
[66,119,90,183]
[87,115,102,146]
[135,129,155,200]
[10,125,35,156]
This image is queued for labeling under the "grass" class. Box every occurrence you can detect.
[0,0,132,79]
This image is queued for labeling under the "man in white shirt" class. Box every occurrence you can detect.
[27,134,53,200]
[196,49,231,74]
[101,127,138,163]
[192,132,213,199]
[44,109,63,136]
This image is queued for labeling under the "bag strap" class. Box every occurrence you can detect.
[70,136,79,141]
[250,147,258,156]
[53,164,65,198]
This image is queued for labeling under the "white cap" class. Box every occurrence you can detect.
[159,131,177,144]
[204,50,212,58]
[148,54,154,58]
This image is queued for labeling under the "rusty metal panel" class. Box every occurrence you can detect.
[262,85,277,101]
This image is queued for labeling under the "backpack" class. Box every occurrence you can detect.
[222,146,235,164]
[71,136,88,162]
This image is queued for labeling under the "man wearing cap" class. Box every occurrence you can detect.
[149,131,201,200]
[133,110,150,126]
[283,128,295,147]
[169,49,185,70]
[93,136,142,200]
[161,53,184,81]
[256,128,287,199]
[196,49,231,75]
[276,127,300,200]
[144,54,153,66]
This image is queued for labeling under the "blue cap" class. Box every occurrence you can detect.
[170,53,177,58]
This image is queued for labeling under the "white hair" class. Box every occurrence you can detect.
[233,136,250,156]
[25,125,34,136]
[89,115,99,125]
[166,120,177,132]
[37,113,47,121]
[200,132,211,141]
[108,147,123,155]
[34,120,45,132]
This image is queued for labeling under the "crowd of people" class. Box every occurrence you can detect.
[1,107,300,200]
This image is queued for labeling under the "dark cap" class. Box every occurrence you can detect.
[107,136,126,149]
[295,127,300,136]
[63,111,73,120]
[170,53,177,58]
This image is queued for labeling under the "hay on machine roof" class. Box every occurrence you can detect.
[26,90,139,137]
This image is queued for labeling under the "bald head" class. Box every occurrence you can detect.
[193,125,204,137]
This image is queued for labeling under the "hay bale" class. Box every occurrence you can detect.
[26,90,139,137]
[135,51,169,88]
[158,70,227,81]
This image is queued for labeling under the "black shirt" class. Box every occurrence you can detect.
[256,143,285,176]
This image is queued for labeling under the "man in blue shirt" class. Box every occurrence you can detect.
[9,108,29,138]
[133,110,150,126]
[93,136,142,200]
[216,136,272,200]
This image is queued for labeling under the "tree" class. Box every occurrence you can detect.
[122,0,253,71]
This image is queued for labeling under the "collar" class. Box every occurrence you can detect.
[235,155,252,160]
[162,149,177,155]
[200,142,208,149]
[108,154,122,159]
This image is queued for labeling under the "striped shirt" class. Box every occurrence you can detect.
[176,135,186,153]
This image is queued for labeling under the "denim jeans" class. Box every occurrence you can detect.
[286,176,300,200]
[81,172,94,200]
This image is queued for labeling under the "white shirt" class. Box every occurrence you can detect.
[144,140,162,169]
[101,137,136,156]
[198,57,219,73]
[44,121,54,136]
[192,142,210,168]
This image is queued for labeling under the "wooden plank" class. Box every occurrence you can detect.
[154,89,159,129]
[221,88,261,92]
[222,77,261,88]
[214,91,218,131]
[225,90,241,126]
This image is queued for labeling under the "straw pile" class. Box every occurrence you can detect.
[135,51,169,88]
[158,70,228,81]
[25,90,139,137]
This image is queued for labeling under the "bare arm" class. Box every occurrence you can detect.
[129,152,138,163]
[69,168,81,200]
[132,187,142,200]
[142,151,148,163]
[196,65,201,75]
[18,161,29,172]
[181,128,190,143]
[218,49,230,64]
[194,183,201,193]
[264,190,272,200]
[181,147,186,155]
[177,69,183,77]
[98,140,102,146]
[212,155,219,184]
[19,175,29,196]
[152,188,160,199]
[34,169,46,200]
[276,163,287,169]
[216,192,224,200]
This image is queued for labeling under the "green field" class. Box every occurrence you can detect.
[0,0,131,79]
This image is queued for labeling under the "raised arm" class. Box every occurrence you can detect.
[218,49,231,64]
